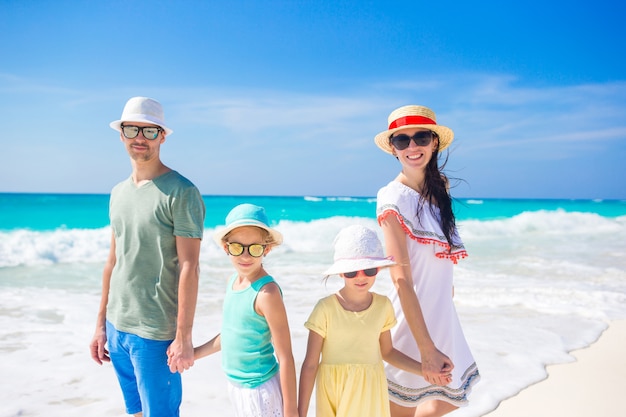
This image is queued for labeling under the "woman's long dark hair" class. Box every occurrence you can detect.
[389,132,458,250]
[419,137,457,250]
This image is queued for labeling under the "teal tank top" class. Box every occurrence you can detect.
[220,274,280,388]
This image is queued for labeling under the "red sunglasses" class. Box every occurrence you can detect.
[342,268,379,278]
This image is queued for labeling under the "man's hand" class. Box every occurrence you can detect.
[89,328,110,365]
[166,337,194,373]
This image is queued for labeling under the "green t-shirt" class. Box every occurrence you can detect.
[107,170,205,340]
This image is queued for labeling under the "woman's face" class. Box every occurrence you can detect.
[390,127,439,172]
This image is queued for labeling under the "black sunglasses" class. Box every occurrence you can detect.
[121,124,163,140]
[389,131,436,150]
[343,267,379,278]
[226,242,266,258]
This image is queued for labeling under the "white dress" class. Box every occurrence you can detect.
[376,181,480,407]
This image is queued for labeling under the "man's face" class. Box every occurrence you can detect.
[119,122,165,162]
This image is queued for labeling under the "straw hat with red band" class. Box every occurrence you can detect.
[374,105,454,154]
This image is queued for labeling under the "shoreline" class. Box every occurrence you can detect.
[481,319,626,417]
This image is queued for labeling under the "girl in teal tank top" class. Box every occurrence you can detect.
[193,204,298,417]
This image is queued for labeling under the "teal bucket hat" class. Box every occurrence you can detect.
[213,203,283,246]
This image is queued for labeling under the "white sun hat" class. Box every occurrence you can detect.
[109,96,173,136]
[323,225,396,276]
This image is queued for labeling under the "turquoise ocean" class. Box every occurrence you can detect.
[1,193,626,416]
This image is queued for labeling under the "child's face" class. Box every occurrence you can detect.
[224,226,269,276]
[340,268,377,292]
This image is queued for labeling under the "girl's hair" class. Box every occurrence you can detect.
[222,226,278,245]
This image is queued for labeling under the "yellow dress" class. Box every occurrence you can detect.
[305,293,396,417]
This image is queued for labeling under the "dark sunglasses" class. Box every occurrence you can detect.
[389,131,435,150]
[121,124,163,140]
[343,267,379,278]
[226,242,266,258]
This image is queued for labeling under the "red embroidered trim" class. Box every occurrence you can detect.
[378,210,468,264]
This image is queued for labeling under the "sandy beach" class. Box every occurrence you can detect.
[482,319,626,417]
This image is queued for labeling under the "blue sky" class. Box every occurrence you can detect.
[1,0,625,199]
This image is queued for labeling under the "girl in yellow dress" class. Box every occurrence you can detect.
[298,225,451,417]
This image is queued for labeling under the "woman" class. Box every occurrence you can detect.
[374,105,480,417]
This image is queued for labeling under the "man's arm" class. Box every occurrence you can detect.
[89,231,116,364]
[167,236,201,373]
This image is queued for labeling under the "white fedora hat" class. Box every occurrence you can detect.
[109,96,173,136]
[323,225,396,276]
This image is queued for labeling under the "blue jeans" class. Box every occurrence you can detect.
[106,321,182,417]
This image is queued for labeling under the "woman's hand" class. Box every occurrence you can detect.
[421,347,454,385]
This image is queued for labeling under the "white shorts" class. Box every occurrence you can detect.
[227,372,283,417]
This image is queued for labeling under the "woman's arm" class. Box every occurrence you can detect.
[380,215,454,385]
[257,283,298,417]
[298,330,323,417]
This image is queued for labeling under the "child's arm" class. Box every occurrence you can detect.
[193,333,221,360]
[380,330,422,375]
[257,283,298,417]
[379,330,452,385]
[298,330,323,417]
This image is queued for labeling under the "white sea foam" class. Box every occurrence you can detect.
[0,211,625,416]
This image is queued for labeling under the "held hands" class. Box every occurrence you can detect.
[166,337,195,374]
[421,347,454,386]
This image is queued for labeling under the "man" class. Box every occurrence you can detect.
[89,97,205,417]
